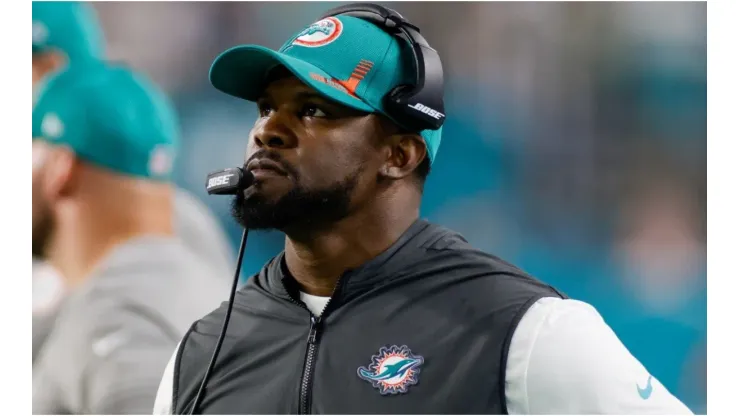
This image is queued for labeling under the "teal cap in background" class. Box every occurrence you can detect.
[209,15,443,163]
[32,1,105,61]
[32,63,180,181]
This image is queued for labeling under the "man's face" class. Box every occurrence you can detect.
[231,73,387,231]
[32,141,55,258]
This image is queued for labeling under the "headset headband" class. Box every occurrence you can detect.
[320,3,446,132]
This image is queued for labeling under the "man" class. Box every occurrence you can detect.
[32,63,229,414]
[31,1,234,363]
[154,5,693,414]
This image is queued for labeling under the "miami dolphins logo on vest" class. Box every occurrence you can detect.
[357,345,424,395]
[292,17,343,48]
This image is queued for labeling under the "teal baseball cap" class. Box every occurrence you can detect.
[32,1,104,60]
[32,63,179,181]
[209,15,443,163]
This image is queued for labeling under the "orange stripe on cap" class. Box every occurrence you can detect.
[337,77,362,96]
[352,60,373,76]
[339,60,375,95]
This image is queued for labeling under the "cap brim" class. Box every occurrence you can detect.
[209,45,374,113]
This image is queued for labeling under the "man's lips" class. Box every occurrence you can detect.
[246,159,288,176]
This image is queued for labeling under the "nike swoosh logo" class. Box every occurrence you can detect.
[637,375,654,400]
[92,331,130,358]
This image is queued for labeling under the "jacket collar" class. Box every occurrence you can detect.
[258,218,437,307]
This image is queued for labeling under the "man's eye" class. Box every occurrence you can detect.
[301,104,328,118]
[258,103,273,118]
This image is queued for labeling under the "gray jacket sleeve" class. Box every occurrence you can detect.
[84,335,176,414]
[83,298,180,414]
[33,295,181,414]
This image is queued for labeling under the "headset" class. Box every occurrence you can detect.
[320,3,446,133]
[187,4,444,414]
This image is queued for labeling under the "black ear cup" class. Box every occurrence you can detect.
[321,3,445,133]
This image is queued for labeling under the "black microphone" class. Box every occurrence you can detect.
[189,166,255,414]
[205,167,255,195]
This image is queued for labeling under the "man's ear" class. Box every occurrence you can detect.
[379,134,427,180]
[32,50,67,84]
[40,145,78,203]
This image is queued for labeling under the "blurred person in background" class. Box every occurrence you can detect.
[154,4,692,414]
[31,63,229,414]
[608,177,707,412]
[31,1,234,364]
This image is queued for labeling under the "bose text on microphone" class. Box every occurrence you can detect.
[205,167,255,195]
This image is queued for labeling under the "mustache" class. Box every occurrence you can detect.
[244,150,299,178]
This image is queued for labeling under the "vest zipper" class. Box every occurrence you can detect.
[299,315,322,414]
[283,274,343,415]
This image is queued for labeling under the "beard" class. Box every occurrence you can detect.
[32,205,54,258]
[230,168,362,232]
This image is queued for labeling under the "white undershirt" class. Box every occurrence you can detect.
[153,297,693,414]
[299,292,331,316]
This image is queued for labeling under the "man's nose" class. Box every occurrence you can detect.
[251,111,298,150]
